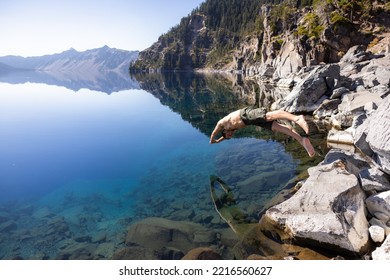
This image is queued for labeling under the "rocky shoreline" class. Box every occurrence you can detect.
[115,44,390,261]
[256,45,390,260]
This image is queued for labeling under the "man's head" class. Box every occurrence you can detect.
[222,129,235,140]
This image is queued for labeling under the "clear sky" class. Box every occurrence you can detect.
[0,0,205,57]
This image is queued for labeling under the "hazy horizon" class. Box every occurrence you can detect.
[0,45,138,58]
[0,0,205,57]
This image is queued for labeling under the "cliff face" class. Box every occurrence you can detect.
[239,2,389,79]
[130,0,390,78]
[131,14,212,71]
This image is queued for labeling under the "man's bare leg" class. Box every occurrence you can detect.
[266,109,309,135]
[271,121,315,157]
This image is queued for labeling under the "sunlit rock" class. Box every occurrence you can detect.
[264,160,370,255]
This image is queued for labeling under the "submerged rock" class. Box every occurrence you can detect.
[181,247,223,260]
[112,246,155,260]
[124,217,217,259]
[0,220,17,233]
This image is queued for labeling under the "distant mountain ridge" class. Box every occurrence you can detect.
[0,46,139,73]
[0,46,140,94]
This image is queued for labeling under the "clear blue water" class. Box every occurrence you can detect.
[0,72,309,259]
[0,83,200,200]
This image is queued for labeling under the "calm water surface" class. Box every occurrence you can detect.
[0,72,320,259]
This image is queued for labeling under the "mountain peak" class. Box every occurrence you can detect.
[65,48,78,53]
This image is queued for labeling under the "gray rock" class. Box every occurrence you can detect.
[366,191,390,223]
[338,91,382,116]
[278,64,340,112]
[327,129,354,145]
[272,40,304,79]
[340,45,374,64]
[361,56,390,87]
[354,125,374,158]
[331,110,355,129]
[264,159,370,255]
[258,64,275,78]
[369,217,390,236]
[369,85,390,98]
[330,87,350,99]
[364,96,390,173]
[276,77,296,88]
[313,99,341,119]
[368,225,385,243]
[359,168,390,192]
[340,61,370,78]
[323,149,370,177]
[371,234,390,260]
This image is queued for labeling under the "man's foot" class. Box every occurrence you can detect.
[296,115,309,135]
[302,137,315,157]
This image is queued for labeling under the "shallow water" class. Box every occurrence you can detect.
[0,72,324,259]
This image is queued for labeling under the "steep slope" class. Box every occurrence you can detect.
[130,0,390,77]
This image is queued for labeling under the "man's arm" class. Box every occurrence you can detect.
[210,121,223,144]
[213,136,225,143]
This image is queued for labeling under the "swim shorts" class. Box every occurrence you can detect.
[239,106,273,130]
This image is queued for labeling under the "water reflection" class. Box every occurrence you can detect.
[0,69,139,94]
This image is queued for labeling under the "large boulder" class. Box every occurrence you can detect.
[355,95,390,173]
[272,39,304,79]
[264,159,370,255]
[273,64,340,112]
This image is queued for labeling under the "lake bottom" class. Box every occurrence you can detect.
[0,138,299,260]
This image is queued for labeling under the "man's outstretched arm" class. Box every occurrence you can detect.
[210,122,223,144]
[213,136,225,143]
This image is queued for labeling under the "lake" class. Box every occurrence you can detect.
[0,71,326,259]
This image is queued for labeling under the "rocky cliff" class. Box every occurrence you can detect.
[130,0,390,77]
